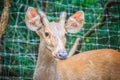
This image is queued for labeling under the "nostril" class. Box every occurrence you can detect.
[58,52,68,59]
[56,49,68,59]
[59,54,62,57]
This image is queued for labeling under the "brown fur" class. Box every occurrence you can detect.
[57,49,120,80]
[25,7,120,80]
[34,43,120,80]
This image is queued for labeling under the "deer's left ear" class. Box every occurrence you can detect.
[65,11,84,33]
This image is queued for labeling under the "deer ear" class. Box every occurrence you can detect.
[25,7,42,31]
[65,11,84,33]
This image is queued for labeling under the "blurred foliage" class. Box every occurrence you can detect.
[0,0,120,80]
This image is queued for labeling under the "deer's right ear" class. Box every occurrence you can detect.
[25,7,42,31]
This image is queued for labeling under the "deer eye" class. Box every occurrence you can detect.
[65,33,67,37]
[45,32,49,37]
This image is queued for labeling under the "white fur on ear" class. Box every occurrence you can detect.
[25,7,42,31]
[65,11,84,33]
[26,15,41,31]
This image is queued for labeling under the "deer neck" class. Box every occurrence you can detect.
[34,39,58,80]
[37,40,55,66]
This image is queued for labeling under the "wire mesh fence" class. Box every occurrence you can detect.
[0,0,120,80]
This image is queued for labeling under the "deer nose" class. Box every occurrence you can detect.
[57,49,68,59]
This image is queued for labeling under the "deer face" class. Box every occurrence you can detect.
[25,7,84,59]
[36,22,67,59]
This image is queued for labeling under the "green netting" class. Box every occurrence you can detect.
[0,0,120,80]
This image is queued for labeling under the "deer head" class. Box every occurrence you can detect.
[25,7,84,60]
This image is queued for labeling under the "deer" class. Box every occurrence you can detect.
[25,7,120,80]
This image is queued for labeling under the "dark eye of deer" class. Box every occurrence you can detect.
[65,33,67,37]
[45,32,49,37]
